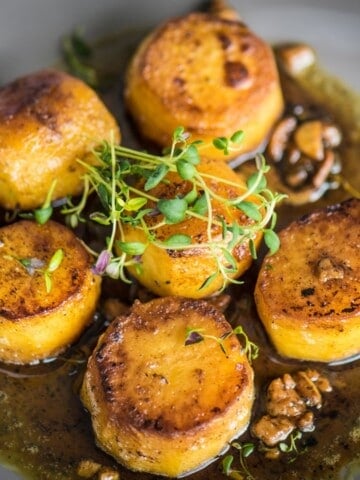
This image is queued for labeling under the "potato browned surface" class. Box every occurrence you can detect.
[120,158,263,298]
[125,11,283,161]
[0,69,120,210]
[81,296,254,477]
[255,197,360,363]
[0,220,101,364]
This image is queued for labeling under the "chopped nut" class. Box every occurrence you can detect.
[293,371,322,408]
[285,167,308,188]
[251,369,332,456]
[303,369,320,382]
[312,150,335,188]
[322,123,342,148]
[264,447,281,460]
[316,375,333,393]
[268,116,297,162]
[98,469,120,480]
[252,415,295,447]
[276,43,316,75]
[77,459,102,478]
[294,120,324,161]
[267,376,306,417]
[297,411,315,432]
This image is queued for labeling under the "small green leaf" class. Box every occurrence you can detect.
[125,197,147,211]
[172,126,186,142]
[176,159,196,180]
[180,144,200,165]
[222,455,234,475]
[247,172,267,192]
[230,130,245,144]
[199,271,218,290]
[221,248,237,271]
[163,234,192,247]
[213,136,229,154]
[264,229,280,254]
[270,211,278,230]
[184,186,198,205]
[19,258,32,268]
[97,184,111,210]
[249,238,257,259]
[242,443,255,457]
[34,206,53,225]
[236,201,262,222]
[116,241,146,256]
[144,164,169,191]
[89,212,111,225]
[192,193,208,216]
[157,198,188,224]
[47,249,64,273]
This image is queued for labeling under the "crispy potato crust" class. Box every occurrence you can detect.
[125,12,283,160]
[255,198,360,363]
[0,220,101,364]
[81,296,254,477]
[0,69,120,210]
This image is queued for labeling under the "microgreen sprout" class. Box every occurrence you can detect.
[43,249,65,292]
[222,442,255,480]
[20,179,58,225]
[18,248,64,292]
[278,430,303,455]
[184,325,258,362]
[61,128,284,290]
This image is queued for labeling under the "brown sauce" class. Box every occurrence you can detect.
[0,30,359,480]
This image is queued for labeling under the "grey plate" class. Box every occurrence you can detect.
[0,0,359,479]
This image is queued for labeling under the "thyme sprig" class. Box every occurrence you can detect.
[61,127,285,290]
[184,325,259,363]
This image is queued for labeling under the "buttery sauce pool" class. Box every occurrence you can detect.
[0,30,359,480]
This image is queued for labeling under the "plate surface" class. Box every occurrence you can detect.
[0,0,359,479]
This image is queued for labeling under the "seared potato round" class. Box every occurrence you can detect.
[0,69,120,210]
[120,158,263,298]
[81,296,254,477]
[125,11,283,161]
[0,220,101,364]
[255,198,360,363]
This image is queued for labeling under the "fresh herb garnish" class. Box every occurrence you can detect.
[222,442,255,480]
[61,128,285,291]
[18,248,64,293]
[278,430,303,455]
[62,29,100,88]
[19,179,57,225]
[184,325,259,362]
[62,28,117,89]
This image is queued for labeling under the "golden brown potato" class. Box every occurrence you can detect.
[81,296,254,477]
[0,220,101,364]
[120,158,263,298]
[255,197,360,363]
[0,69,120,210]
[125,10,283,161]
